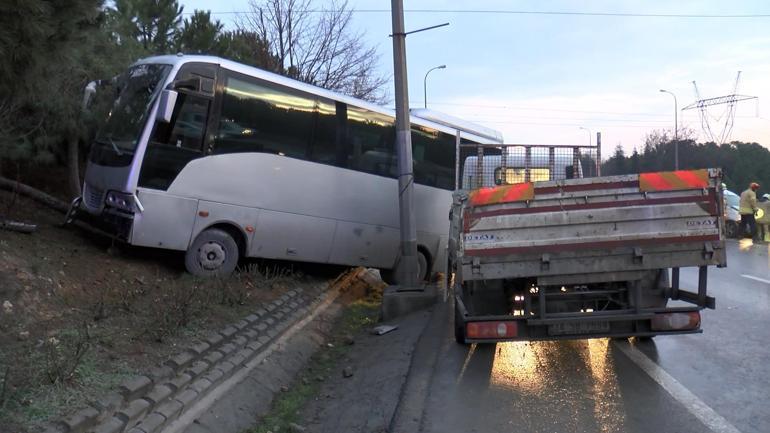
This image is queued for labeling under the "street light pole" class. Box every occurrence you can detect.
[579,126,592,147]
[391,0,418,287]
[579,127,592,176]
[423,65,446,108]
[659,89,679,170]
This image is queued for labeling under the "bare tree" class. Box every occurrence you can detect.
[239,0,388,103]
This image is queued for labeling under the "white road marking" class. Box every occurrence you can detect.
[741,274,770,285]
[615,342,743,433]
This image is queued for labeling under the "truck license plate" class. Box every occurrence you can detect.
[548,321,610,336]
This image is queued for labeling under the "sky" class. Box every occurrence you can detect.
[178,0,770,154]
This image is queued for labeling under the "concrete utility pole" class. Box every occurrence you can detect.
[391,0,419,287]
[659,89,678,170]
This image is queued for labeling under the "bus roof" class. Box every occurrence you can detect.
[410,108,503,143]
[135,54,504,144]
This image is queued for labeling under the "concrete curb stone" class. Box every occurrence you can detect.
[118,376,152,401]
[143,384,173,406]
[165,351,195,370]
[61,407,100,432]
[48,278,359,433]
[165,373,193,392]
[115,398,151,425]
[133,413,165,433]
[90,417,126,433]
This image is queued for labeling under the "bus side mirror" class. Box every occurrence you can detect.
[157,89,178,123]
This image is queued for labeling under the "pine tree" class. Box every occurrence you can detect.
[216,30,280,71]
[176,10,223,54]
[110,0,183,54]
[0,0,122,196]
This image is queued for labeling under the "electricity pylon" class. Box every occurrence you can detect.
[682,71,757,144]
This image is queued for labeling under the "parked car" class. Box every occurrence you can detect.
[724,189,741,238]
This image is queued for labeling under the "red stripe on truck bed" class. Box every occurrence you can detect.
[468,194,717,220]
[534,180,639,195]
[639,169,710,192]
[463,234,721,257]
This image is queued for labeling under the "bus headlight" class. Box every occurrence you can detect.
[105,191,141,213]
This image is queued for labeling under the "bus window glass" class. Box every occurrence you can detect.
[307,99,343,167]
[213,75,314,159]
[412,127,455,190]
[139,93,210,189]
[90,64,172,167]
[347,106,395,177]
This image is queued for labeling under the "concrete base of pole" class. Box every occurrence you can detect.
[381,284,439,321]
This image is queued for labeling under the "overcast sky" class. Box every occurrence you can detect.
[178,0,770,154]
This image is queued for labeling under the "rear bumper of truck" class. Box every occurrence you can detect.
[455,293,703,343]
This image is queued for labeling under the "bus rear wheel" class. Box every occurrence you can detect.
[185,228,239,277]
[380,250,429,285]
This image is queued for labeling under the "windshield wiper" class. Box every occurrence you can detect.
[97,135,123,156]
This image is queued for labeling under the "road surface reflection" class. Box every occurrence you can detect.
[485,339,627,433]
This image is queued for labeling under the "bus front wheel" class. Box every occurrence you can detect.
[185,228,239,277]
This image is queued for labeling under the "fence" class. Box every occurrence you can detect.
[456,143,601,190]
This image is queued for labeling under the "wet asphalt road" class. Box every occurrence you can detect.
[419,240,770,433]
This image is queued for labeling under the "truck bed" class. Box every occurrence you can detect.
[452,169,727,282]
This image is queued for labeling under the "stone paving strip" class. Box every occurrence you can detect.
[43,278,343,433]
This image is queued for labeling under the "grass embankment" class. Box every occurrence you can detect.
[0,189,324,433]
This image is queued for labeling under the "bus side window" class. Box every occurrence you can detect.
[411,126,455,190]
[347,106,395,178]
[155,93,209,151]
[565,165,575,179]
[212,73,314,159]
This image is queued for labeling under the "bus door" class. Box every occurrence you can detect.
[132,63,218,250]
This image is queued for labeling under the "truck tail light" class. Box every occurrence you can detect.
[466,321,518,339]
[650,312,700,331]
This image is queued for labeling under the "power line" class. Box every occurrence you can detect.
[184,9,770,19]
[419,101,671,117]
[459,114,670,124]
[469,120,676,128]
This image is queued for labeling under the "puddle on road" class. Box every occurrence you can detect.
[486,339,627,433]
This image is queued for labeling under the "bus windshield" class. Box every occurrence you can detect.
[90,64,172,166]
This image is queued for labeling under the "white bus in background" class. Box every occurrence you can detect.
[78,55,503,280]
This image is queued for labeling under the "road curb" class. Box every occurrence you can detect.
[42,273,355,433]
[388,290,450,433]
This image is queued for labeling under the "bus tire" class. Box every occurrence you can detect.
[380,250,429,285]
[725,220,739,238]
[185,228,239,277]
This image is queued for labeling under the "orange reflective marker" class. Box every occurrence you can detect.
[469,182,535,206]
[639,169,709,192]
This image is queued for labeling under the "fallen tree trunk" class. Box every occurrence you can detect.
[0,176,69,214]
[0,176,115,240]
[0,219,37,234]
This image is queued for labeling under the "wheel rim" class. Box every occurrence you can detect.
[198,241,226,270]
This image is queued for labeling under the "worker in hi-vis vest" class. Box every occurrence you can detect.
[739,182,761,242]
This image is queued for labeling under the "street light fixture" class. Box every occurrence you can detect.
[423,64,446,108]
[659,89,679,170]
